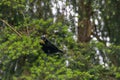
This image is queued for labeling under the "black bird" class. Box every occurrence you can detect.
[40,36,63,54]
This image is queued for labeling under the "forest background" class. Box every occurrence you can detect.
[0,0,120,80]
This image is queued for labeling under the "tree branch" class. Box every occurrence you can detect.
[0,19,22,37]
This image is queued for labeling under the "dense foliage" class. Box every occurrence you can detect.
[0,0,120,80]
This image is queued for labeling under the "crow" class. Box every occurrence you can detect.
[40,35,63,54]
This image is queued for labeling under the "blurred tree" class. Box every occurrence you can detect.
[0,0,120,80]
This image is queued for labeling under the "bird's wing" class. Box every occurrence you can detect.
[46,39,59,50]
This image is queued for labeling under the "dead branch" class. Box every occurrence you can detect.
[0,19,22,37]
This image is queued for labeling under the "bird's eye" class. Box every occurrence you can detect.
[41,36,46,41]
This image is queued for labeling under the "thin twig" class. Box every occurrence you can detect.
[0,19,22,37]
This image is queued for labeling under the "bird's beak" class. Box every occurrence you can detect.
[40,40,45,44]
